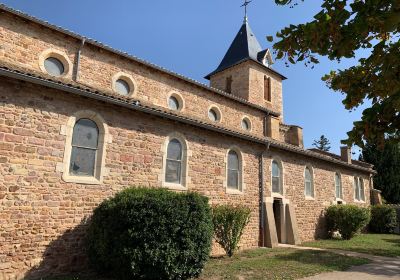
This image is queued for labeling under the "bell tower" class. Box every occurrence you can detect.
[205,17,286,117]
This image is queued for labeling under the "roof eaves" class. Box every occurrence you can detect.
[0,4,280,117]
[0,67,374,174]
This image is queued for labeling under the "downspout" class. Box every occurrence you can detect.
[260,113,271,247]
[259,142,270,247]
[73,38,86,82]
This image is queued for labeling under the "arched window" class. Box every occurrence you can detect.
[335,173,343,199]
[305,167,314,197]
[69,119,99,176]
[354,177,365,201]
[165,139,183,184]
[227,150,241,190]
[272,160,282,194]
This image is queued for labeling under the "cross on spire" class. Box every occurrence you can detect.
[241,0,252,22]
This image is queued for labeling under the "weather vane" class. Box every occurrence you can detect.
[241,0,252,21]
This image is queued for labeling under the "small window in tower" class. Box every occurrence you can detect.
[225,76,232,94]
[264,76,271,102]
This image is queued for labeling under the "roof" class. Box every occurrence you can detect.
[205,20,286,80]
[0,4,281,117]
[0,63,375,174]
[308,149,373,169]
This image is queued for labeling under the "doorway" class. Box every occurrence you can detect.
[273,198,283,243]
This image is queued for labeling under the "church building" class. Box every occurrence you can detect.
[0,4,375,279]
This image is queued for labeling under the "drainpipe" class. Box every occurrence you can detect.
[73,38,86,82]
[259,142,270,247]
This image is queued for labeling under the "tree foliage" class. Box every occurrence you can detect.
[212,205,251,257]
[87,187,213,280]
[362,141,400,203]
[268,0,400,147]
[312,134,331,151]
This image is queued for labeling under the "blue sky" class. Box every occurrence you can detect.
[2,0,369,156]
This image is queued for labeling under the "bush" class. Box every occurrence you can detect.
[326,205,371,240]
[212,204,251,257]
[87,187,213,280]
[369,205,397,233]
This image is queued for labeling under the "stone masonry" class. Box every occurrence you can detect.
[0,5,375,279]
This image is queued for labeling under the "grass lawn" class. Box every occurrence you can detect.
[198,248,369,280]
[303,234,400,258]
[42,248,368,280]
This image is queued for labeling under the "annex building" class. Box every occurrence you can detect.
[0,5,375,279]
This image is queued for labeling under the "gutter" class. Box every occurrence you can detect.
[0,4,280,118]
[0,67,375,174]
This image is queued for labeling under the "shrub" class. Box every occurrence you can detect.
[87,187,213,280]
[212,204,251,257]
[326,205,370,240]
[369,205,397,233]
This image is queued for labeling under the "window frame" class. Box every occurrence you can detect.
[207,105,222,123]
[160,133,190,190]
[112,72,137,97]
[167,91,184,112]
[39,49,72,78]
[334,172,344,202]
[224,147,244,195]
[264,76,272,102]
[271,158,283,196]
[61,110,110,185]
[354,176,366,203]
[241,116,252,132]
[304,166,315,199]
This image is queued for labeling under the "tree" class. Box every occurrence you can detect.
[362,141,400,204]
[267,0,400,148]
[312,135,331,151]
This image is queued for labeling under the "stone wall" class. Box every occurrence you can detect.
[0,78,263,279]
[0,11,268,139]
[209,61,283,117]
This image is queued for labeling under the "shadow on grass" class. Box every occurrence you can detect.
[274,250,369,271]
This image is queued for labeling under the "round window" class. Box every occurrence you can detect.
[208,109,218,122]
[115,79,131,96]
[44,57,65,76]
[241,118,250,131]
[168,96,180,111]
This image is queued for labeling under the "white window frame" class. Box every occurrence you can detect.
[304,166,315,199]
[334,172,344,203]
[354,176,366,203]
[271,158,284,197]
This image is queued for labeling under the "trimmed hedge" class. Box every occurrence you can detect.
[326,205,370,240]
[212,205,251,257]
[370,205,397,233]
[87,187,213,280]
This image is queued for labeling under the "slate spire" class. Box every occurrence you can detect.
[205,19,271,79]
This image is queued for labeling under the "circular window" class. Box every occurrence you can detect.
[241,118,251,131]
[168,96,179,110]
[208,107,221,122]
[115,79,131,96]
[44,57,65,76]
[208,109,218,122]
